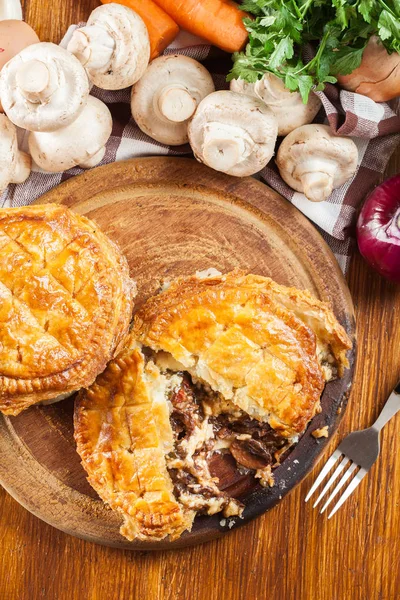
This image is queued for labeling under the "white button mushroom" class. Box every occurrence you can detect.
[28,96,112,172]
[131,55,215,146]
[0,114,31,193]
[276,124,358,202]
[0,42,90,132]
[188,90,278,177]
[67,4,150,91]
[230,73,321,136]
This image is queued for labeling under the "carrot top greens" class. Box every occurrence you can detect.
[228,1,400,101]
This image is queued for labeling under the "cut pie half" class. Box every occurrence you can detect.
[75,270,352,542]
[0,204,135,415]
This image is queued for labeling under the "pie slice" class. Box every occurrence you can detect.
[74,341,196,542]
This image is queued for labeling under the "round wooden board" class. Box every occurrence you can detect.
[0,157,356,550]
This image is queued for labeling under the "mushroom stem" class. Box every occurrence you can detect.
[79,146,106,169]
[301,172,334,203]
[158,87,197,123]
[294,158,337,203]
[202,123,254,172]
[12,151,31,184]
[15,59,55,104]
[67,27,115,70]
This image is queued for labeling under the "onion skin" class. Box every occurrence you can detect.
[357,175,400,284]
[337,37,400,103]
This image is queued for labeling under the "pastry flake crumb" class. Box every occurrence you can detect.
[312,425,329,439]
[255,465,275,488]
[195,268,222,280]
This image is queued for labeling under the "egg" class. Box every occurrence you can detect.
[0,20,40,112]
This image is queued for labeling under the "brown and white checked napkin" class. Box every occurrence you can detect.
[2,26,400,273]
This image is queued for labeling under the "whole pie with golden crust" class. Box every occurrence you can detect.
[0,204,135,416]
[75,271,352,542]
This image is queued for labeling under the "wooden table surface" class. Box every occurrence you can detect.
[1,2,399,599]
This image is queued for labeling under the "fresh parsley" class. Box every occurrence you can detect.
[228,1,400,102]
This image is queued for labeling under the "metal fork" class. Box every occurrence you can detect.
[305,382,400,518]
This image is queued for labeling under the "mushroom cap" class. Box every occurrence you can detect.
[67,4,150,91]
[230,73,321,136]
[0,42,90,132]
[0,114,31,190]
[276,124,358,202]
[28,95,112,172]
[0,114,20,188]
[188,90,278,177]
[131,54,215,146]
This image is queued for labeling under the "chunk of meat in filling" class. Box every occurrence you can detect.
[166,376,289,516]
[213,415,289,470]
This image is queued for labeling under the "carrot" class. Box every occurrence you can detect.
[152,0,248,53]
[100,0,179,60]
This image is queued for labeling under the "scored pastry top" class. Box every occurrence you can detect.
[0,203,135,415]
[74,340,195,542]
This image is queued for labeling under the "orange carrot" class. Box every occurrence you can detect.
[152,0,248,53]
[100,0,179,60]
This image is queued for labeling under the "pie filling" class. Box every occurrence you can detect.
[153,361,290,519]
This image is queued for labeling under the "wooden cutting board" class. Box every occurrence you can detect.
[0,157,356,550]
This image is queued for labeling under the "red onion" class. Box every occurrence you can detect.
[357,175,400,284]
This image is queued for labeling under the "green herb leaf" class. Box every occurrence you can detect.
[297,75,314,103]
[240,0,267,15]
[323,75,338,83]
[227,53,261,83]
[268,36,294,69]
[228,0,400,102]
[284,72,299,91]
[330,45,366,75]
[259,16,276,27]
[393,0,400,18]
[378,10,400,42]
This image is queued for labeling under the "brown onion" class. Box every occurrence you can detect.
[337,37,400,103]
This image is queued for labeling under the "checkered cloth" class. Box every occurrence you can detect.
[2,26,400,273]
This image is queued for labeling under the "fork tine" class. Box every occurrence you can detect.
[320,462,358,513]
[313,456,349,508]
[305,449,342,503]
[328,468,368,519]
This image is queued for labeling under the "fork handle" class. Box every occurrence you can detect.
[372,383,400,431]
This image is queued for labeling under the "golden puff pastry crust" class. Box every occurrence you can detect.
[133,271,352,438]
[74,340,195,542]
[0,204,135,415]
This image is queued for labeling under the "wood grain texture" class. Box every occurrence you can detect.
[1,1,399,599]
[0,157,355,550]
